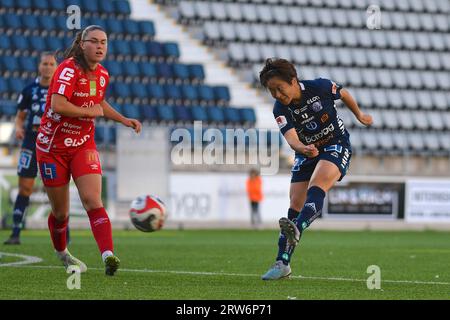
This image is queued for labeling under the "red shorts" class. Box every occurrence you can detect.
[36,141,102,187]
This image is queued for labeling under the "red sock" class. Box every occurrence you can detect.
[87,207,113,254]
[48,213,68,252]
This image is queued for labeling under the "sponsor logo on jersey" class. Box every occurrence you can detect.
[47,109,61,122]
[73,91,89,97]
[59,67,75,81]
[78,78,88,85]
[89,81,96,96]
[321,113,329,123]
[307,96,320,105]
[64,134,91,147]
[58,84,66,95]
[18,149,33,172]
[276,115,287,129]
[305,123,335,144]
[311,101,323,112]
[100,76,106,87]
[305,121,318,130]
[37,132,50,144]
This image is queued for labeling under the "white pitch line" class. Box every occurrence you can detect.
[0,252,43,267]
[2,263,450,286]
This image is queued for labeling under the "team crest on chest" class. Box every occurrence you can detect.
[311,101,323,112]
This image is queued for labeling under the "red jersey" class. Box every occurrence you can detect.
[36,57,109,153]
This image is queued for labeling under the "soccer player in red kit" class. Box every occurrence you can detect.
[36,25,142,276]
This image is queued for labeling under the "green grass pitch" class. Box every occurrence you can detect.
[0,229,449,300]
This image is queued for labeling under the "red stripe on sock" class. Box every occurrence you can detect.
[48,213,68,252]
[87,207,113,254]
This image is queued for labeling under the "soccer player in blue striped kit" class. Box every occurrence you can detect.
[260,58,373,280]
[4,52,58,245]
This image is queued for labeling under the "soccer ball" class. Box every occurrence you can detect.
[129,195,167,232]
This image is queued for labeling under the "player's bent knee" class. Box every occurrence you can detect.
[80,196,103,211]
[52,211,69,222]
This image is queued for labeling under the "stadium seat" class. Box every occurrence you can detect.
[46,37,63,52]
[156,62,173,80]
[0,78,9,95]
[99,0,115,15]
[0,100,17,117]
[19,56,37,73]
[164,84,183,104]
[172,63,190,82]
[0,35,12,51]
[139,61,157,78]
[104,60,122,77]
[113,82,131,99]
[163,42,180,60]
[142,105,158,122]
[198,85,215,103]
[173,105,193,122]
[213,86,230,103]
[223,107,242,124]
[115,0,132,15]
[123,20,140,35]
[130,83,148,101]
[138,21,156,38]
[4,14,22,30]
[190,105,208,122]
[239,108,257,124]
[81,0,99,13]
[113,40,131,56]
[181,84,198,102]
[106,19,124,34]
[130,41,147,56]
[22,15,39,30]
[148,83,166,102]
[12,36,29,51]
[156,105,175,122]
[147,41,165,60]
[2,56,20,73]
[124,61,140,77]
[122,104,142,121]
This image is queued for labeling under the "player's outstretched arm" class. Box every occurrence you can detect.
[100,100,142,134]
[284,128,319,158]
[340,89,373,127]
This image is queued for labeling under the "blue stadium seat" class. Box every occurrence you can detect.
[139,61,157,78]
[46,37,64,51]
[181,84,198,102]
[174,105,193,122]
[130,41,147,56]
[48,0,65,10]
[0,35,11,51]
[156,105,175,122]
[198,85,215,103]
[223,107,242,124]
[213,86,231,103]
[239,107,257,124]
[95,124,106,144]
[163,42,180,60]
[156,62,173,79]
[5,14,21,29]
[0,78,9,95]
[99,0,115,14]
[142,105,158,122]
[20,56,37,73]
[104,60,122,77]
[148,83,165,101]
[0,100,17,117]
[164,84,183,102]
[0,0,14,10]
[114,0,131,15]
[32,0,49,10]
[122,104,142,120]
[17,0,31,10]
[206,106,225,123]
[109,126,116,145]
[21,14,39,30]
[8,78,25,94]
[29,36,47,52]
[113,82,131,98]
[2,56,19,73]
[0,15,3,29]
[123,20,140,35]
[124,61,140,77]
[147,41,164,59]
[139,21,156,38]
[89,17,107,30]
[113,40,131,56]
[190,105,208,122]
[38,15,56,31]
[106,19,123,34]
[111,103,123,114]
[130,83,148,100]
[188,64,205,82]
[12,36,29,51]
[55,15,68,31]
[81,0,99,13]
[172,63,190,82]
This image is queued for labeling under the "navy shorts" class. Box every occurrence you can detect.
[291,143,352,183]
[17,132,38,178]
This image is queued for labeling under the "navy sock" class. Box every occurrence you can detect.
[276,208,298,265]
[11,195,30,237]
[295,186,326,232]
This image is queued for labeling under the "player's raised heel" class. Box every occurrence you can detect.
[57,250,88,273]
[279,217,300,247]
[261,260,292,280]
[105,255,120,276]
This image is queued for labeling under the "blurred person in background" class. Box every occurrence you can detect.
[4,52,58,245]
[246,168,263,229]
